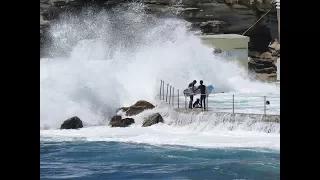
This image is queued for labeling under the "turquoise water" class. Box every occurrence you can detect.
[40,141,280,180]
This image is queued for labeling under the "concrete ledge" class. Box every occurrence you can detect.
[173,108,280,123]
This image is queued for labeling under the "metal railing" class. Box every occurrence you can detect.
[158,80,280,115]
[159,80,180,108]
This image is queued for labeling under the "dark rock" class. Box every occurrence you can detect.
[180,0,201,6]
[249,58,275,68]
[199,20,228,34]
[120,100,155,116]
[60,116,83,129]
[142,113,164,127]
[110,115,122,122]
[248,35,280,75]
[247,25,272,53]
[248,51,261,58]
[52,0,67,7]
[213,48,222,54]
[254,67,275,74]
[40,22,52,57]
[144,0,172,5]
[121,118,135,126]
[109,115,122,127]
[122,106,146,116]
[133,100,155,108]
[109,115,135,127]
[248,61,268,69]
[251,57,274,65]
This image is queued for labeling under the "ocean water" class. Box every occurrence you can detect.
[40,3,280,180]
[41,122,279,180]
[40,141,279,180]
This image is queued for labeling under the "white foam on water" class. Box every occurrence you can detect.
[40,125,280,150]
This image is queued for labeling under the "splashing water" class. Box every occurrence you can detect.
[40,3,279,129]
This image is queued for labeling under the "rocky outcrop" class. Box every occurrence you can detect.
[247,25,273,53]
[119,100,155,116]
[109,115,122,127]
[60,116,83,129]
[109,115,135,127]
[249,39,279,81]
[192,20,229,34]
[142,113,164,127]
[122,118,135,126]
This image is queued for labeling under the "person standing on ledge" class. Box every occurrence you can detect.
[188,80,197,109]
[196,80,207,110]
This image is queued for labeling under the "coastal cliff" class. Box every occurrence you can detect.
[40,0,279,80]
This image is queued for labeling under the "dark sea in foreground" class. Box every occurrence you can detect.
[40,140,280,180]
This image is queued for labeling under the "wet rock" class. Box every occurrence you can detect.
[121,118,135,126]
[60,116,83,129]
[213,48,222,54]
[199,20,228,34]
[249,58,274,67]
[109,115,122,127]
[109,115,135,127]
[254,67,275,74]
[248,35,280,75]
[249,61,269,69]
[142,113,164,127]
[120,100,155,116]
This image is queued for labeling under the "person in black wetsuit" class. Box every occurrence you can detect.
[196,80,207,110]
[193,98,200,108]
[188,80,197,109]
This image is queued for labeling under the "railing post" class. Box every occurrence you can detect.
[159,80,162,100]
[166,84,169,102]
[264,96,266,115]
[172,87,174,107]
[207,95,209,111]
[162,81,165,100]
[177,89,179,108]
[169,85,172,104]
[232,94,235,114]
[185,95,187,109]
[205,95,207,111]
[203,94,206,111]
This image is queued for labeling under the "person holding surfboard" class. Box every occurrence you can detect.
[195,80,207,110]
[188,80,197,109]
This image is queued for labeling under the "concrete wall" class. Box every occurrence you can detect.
[198,34,250,70]
[173,109,280,123]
